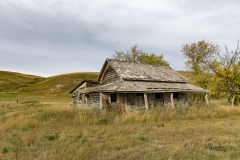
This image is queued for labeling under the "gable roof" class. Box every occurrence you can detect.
[69,79,99,94]
[98,59,188,83]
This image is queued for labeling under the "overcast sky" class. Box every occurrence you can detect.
[0,0,239,77]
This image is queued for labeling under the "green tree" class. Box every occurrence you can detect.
[138,52,169,66]
[113,44,169,66]
[181,40,240,106]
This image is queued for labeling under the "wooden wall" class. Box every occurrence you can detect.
[101,66,120,84]
[89,93,100,107]
[73,92,188,110]
[163,92,188,106]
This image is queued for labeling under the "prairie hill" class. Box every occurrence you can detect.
[27,72,99,95]
[0,71,99,96]
[0,70,44,92]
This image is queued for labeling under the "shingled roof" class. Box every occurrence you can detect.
[69,79,99,94]
[77,81,210,94]
[98,59,189,82]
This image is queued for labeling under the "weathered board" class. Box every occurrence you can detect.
[101,66,120,84]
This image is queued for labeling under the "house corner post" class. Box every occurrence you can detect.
[125,93,128,113]
[144,93,149,111]
[100,92,103,112]
[82,94,85,105]
[135,93,137,108]
[77,92,80,107]
[170,92,175,109]
[205,93,209,105]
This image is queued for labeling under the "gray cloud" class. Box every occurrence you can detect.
[0,0,240,77]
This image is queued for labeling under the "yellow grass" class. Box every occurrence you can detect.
[1,99,240,159]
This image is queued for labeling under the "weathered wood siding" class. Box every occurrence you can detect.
[178,93,188,104]
[84,94,90,106]
[124,93,145,111]
[147,92,188,108]
[89,93,100,107]
[164,92,187,106]
[101,66,120,84]
[136,94,144,107]
[147,93,155,108]
[74,92,187,110]
[86,82,99,88]
[72,92,78,105]
[101,93,125,112]
[102,93,109,109]
[126,93,135,108]
[117,93,125,104]
[147,93,166,108]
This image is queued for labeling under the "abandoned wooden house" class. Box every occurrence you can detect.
[70,59,210,112]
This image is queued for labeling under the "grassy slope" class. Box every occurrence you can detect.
[0,71,45,92]
[0,71,99,96]
[27,72,99,95]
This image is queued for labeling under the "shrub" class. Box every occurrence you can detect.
[22,127,29,131]
[2,146,11,154]
[138,135,147,141]
[45,134,57,141]
[81,138,88,143]
[98,117,111,124]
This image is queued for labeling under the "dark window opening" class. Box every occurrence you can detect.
[110,93,117,102]
[136,93,144,96]
[173,92,179,99]
[155,93,163,99]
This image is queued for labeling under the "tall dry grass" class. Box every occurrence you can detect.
[1,101,240,159]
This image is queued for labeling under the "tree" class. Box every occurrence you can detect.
[181,40,240,106]
[138,52,170,66]
[181,40,221,101]
[181,40,220,73]
[112,44,169,66]
[208,42,240,106]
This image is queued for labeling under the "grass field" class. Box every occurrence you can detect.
[1,95,240,160]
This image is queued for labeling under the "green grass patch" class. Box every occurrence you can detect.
[98,117,111,124]
[2,146,12,154]
[138,135,147,141]
[45,134,57,141]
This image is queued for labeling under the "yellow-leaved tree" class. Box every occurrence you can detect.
[209,43,240,106]
[181,40,240,106]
